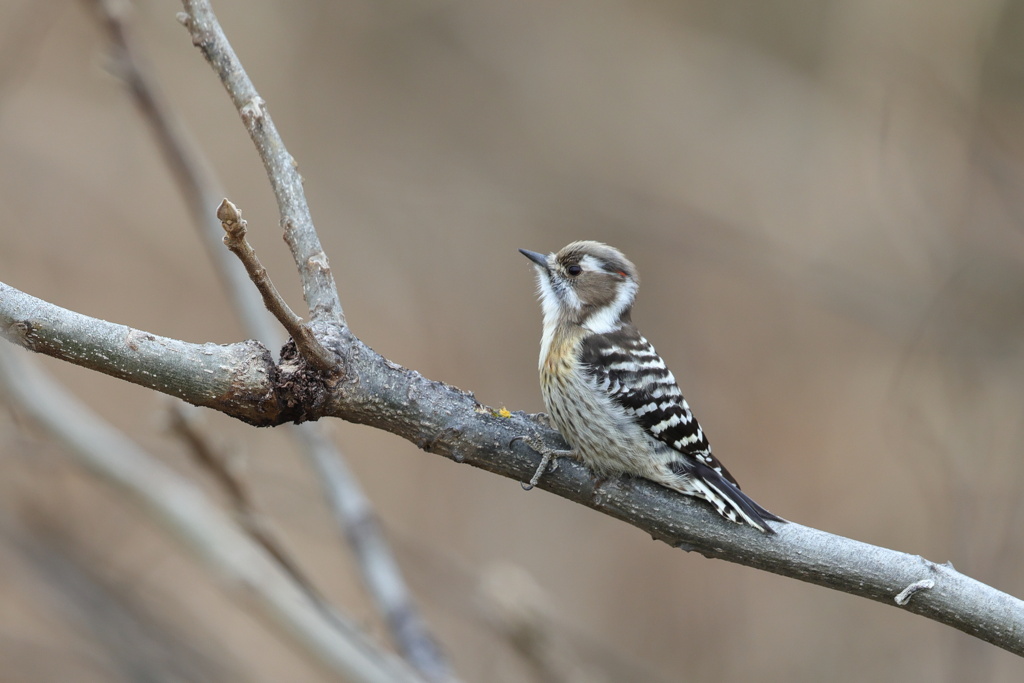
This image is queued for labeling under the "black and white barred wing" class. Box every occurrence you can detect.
[578,327,740,485]
[579,326,783,531]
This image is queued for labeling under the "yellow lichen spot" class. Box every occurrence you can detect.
[496,406,512,418]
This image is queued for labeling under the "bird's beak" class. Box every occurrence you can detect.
[519,248,549,271]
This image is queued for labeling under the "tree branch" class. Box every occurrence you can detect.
[177,0,343,324]
[321,332,1024,656]
[292,426,454,683]
[4,275,1024,655]
[0,281,280,425]
[87,0,277,345]
[166,403,324,602]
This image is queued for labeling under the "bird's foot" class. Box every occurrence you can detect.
[509,436,573,490]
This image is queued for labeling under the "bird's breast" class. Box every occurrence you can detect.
[538,331,656,476]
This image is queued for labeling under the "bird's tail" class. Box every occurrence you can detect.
[667,459,784,534]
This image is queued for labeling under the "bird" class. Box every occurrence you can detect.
[519,240,782,533]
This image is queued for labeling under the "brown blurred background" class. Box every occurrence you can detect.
[2,0,1024,680]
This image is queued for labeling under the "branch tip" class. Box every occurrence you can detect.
[217,197,245,237]
[217,196,240,221]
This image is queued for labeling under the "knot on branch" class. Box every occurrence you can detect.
[274,337,340,424]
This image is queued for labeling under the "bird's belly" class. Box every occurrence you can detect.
[541,370,656,477]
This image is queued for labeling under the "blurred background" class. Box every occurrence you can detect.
[2,0,1024,680]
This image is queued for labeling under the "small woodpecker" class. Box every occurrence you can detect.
[519,240,782,533]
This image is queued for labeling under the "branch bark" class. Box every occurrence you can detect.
[217,198,336,372]
[0,281,280,425]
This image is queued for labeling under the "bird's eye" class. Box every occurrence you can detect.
[566,265,583,276]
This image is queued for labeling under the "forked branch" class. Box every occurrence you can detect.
[217,199,335,372]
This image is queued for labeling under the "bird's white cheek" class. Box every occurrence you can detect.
[583,306,620,334]
[583,280,637,334]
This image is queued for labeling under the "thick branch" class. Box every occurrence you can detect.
[0,282,281,425]
[177,1,343,324]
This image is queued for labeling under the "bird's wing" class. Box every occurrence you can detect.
[578,326,740,487]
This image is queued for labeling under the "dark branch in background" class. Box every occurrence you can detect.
[217,199,335,372]
[89,0,275,344]
[1,0,1021,666]
[291,425,454,683]
[167,401,439,666]
[86,1,453,680]
[0,346,424,683]
[167,403,322,599]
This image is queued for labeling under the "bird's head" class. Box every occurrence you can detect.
[519,240,639,333]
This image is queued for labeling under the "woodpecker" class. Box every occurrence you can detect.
[519,241,782,533]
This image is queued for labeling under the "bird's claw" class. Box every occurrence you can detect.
[511,435,568,490]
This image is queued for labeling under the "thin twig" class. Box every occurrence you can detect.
[178,0,344,325]
[217,199,336,372]
[0,344,425,683]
